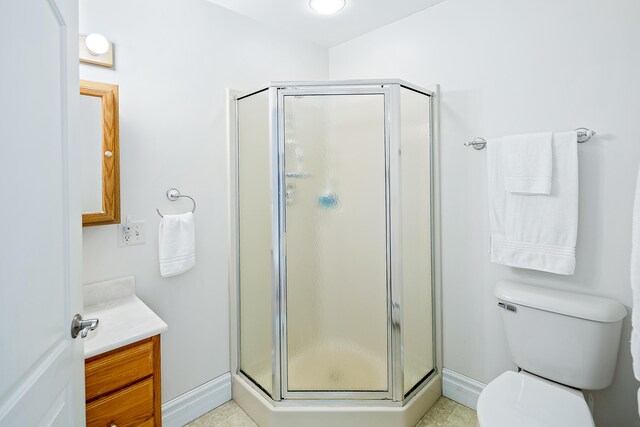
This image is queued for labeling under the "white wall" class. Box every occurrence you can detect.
[79,0,328,403]
[330,0,640,425]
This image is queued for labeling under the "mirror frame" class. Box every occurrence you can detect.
[80,80,120,227]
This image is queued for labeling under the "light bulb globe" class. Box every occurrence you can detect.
[309,0,346,15]
[85,33,109,56]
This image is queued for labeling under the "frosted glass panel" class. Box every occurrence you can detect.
[400,88,434,394]
[238,90,273,395]
[284,94,388,392]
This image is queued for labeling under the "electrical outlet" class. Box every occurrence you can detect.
[118,220,146,247]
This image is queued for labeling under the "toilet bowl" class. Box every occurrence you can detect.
[476,280,626,427]
[477,371,593,427]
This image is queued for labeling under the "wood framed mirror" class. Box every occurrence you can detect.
[80,80,120,226]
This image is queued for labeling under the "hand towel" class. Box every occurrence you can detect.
[503,132,553,194]
[630,163,640,405]
[487,131,578,275]
[159,212,195,277]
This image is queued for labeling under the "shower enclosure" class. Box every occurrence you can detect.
[231,80,437,419]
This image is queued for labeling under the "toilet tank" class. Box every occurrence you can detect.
[495,280,627,390]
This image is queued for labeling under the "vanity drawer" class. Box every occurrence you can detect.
[138,418,155,427]
[86,338,154,401]
[86,377,154,427]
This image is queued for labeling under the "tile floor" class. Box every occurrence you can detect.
[186,397,477,427]
[415,397,477,426]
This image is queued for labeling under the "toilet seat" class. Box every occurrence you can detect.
[477,371,594,427]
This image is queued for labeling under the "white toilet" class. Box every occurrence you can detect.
[477,280,627,427]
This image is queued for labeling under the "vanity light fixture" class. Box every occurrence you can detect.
[309,0,346,15]
[79,33,114,68]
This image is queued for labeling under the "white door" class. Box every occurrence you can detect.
[0,0,84,425]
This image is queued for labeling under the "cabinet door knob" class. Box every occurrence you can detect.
[110,424,117,427]
[104,151,113,158]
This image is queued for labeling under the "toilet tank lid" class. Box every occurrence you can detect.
[495,281,627,323]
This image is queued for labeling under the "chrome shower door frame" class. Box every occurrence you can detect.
[275,85,397,401]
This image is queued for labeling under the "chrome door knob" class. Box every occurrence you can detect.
[70,314,99,339]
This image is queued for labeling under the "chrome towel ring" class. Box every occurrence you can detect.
[156,188,196,218]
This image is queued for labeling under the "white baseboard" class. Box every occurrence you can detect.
[161,369,480,425]
[162,372,232,427]
[442,368,486,410]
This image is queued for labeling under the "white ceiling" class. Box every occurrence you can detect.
[206,0,446,47]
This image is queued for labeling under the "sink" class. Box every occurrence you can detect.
[83,276,168,359]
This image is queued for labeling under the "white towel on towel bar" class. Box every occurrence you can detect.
[629,163,640,414]
[503,132,553,195]
[487,131,578,275]
[159,212,195,277]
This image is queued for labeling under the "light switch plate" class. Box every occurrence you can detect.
[118,220,145,247]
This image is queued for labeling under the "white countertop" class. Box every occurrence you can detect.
[83,276,168,359]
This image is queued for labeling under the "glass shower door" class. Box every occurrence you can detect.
[281,90,390,395]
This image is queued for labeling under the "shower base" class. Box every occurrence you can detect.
[232,372,441,427]
[249,340,430,393]
[257,340,388,391]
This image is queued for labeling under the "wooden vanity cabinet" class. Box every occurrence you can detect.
[85,335,162,427]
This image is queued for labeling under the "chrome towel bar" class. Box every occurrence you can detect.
[464,127,596,150]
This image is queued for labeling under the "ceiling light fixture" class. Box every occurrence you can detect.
[309,0,346,15]
[85,33,110,56]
